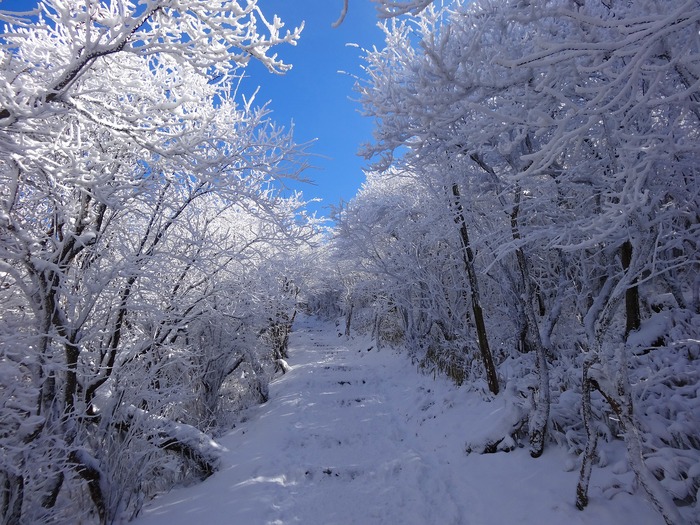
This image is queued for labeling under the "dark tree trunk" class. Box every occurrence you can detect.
[576,359,597,511]
[510,188,550,458]
[344,302,353,338]
[620,240,641,337]
[69,451,107,525]
[451,184,499,395]
[40,471,64,511]
[2,473,24,525]
[64,340,80,414]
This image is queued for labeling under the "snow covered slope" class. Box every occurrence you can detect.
[135,316,664,525]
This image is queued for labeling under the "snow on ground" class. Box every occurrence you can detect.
[135,315,665,525]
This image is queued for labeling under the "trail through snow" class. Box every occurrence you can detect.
[135,316,663,525]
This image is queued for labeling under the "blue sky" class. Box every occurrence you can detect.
[244,1,386,217]
[0,0,386,217]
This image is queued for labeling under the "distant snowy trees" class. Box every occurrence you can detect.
[326,1,700,523]
[0,1,319,523]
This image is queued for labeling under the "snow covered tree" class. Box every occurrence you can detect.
[342,0,700,522]
[0,1,315,523]
[333,168,503,390]
[334,0,433,26]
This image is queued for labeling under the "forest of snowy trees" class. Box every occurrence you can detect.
[323,1,700,524]
[1,0,699,524]
[0,1,321,522]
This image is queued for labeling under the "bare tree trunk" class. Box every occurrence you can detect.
[1,473,24,525]
[69,451,107,525]
[620,240,641,337]
[344,302,354,338]
[40,471,64,511]
[510,188,550,457]
[576,357,598,511]
[451,184,499,395]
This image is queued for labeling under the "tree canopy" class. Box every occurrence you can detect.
[1,1,699,524]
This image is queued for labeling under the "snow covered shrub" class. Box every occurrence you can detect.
[631,309,700,506]
[419,337,469,385]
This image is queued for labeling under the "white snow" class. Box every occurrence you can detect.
[135,315,663,525]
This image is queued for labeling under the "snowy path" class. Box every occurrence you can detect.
[136,316,663,525]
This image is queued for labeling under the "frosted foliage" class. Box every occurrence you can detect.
[0,1,320,523]
[327,0,700,523]
[333,0,432,26]
[371,0,434,17]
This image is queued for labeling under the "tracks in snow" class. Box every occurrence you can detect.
[137,317,462,525]
[260,320,462,525]
[136,316,666,525]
